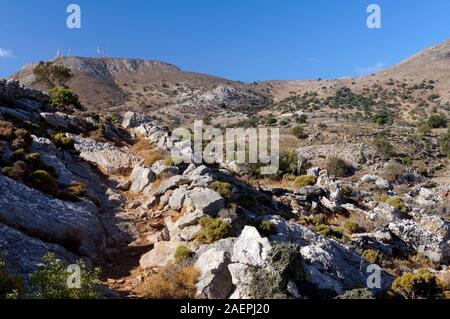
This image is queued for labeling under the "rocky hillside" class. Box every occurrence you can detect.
[13,57,272,126]
[0,79,449,299]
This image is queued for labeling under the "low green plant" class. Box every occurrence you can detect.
[51,133,74,150]
[174,246,194,265]
[196,217,235,244]
[314,224,344,240]
[343,221,362,234]
[386,196,409,214]
[362,249,379,264]
[209,181,232,199]
[381,162,405,183]
[29,253,101,299]
[163,156,175,166]
[293,175,317,188]
[326,156,353,177]
[373,136,396,160]
[2,161,29,181]
[391,268,445,299]
[30,170,58,196]
[49,86,81,109]
[258,220,277,237]
[291,126,308,139]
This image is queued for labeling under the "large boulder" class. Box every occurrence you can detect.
[231,226,271,267]
[0,224,79,279]
[69,134,142,175]
[139,240,191,269]
[184,188,225,216]
[129,166,155,192]
[195,248,233,299]
[0,175,106,259]
[122,112,153,129]
[361,175,392,190]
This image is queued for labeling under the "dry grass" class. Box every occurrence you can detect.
[137,265,199,299]
[0,120,15,140]
[131,139,165,166]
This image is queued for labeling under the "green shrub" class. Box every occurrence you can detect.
[401,157,412,167]
[0,256,25,299]
[174,246,194,265]
[163,156,175,166]
[11,138,28,151]
[196,217,235,244]
[12,148,26,161]
[291,126,308,139]
[30,253,101,299]
[209,181,232,199]
[381,162,405,183]
[14,128,32,146]
[417,123,431,138]
[373,136,396,159]
[49,86,81,109]
[326,156,352,177]
[293,175,317,188]
[392,268,445,299]
[2,161,29,181]
[51,133,74,150]
[372,112,393,126]
[278,151,299,177]
[258,220,277,237]
[427,114,448,129]
[386,196,409,214]
[344,221,362,234]
[30,170,58,196]
[314,224,344,240]
[440,127,450,157]
[362,249,379,264]
[58,181,87,202]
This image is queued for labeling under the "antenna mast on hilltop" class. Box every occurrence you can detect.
[56,48,62,59]
[97,45,103,58]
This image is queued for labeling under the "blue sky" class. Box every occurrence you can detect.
[1,0,449,81]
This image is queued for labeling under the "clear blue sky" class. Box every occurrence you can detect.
[1,0,449,81]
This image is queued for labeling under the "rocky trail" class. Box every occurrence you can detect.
[0,79,448,299]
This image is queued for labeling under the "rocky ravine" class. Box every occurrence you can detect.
[0,79,448,299]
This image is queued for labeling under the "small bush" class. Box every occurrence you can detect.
[326,156,352,177]
[440,127,450,157]
[30,253,101,299]
[2,161,29,181]
[373,136,396,160]
[58,181,87,202]
[427,114,448,129]
[12,148,26,161]
[51,133,74,150]
[315,224,344,240]
[25,152,43,168]
[174,246,194,265]
[164,156,175,166]
[0,121,15,140]
[49,86,81,109]
[258,220,277,237]
[417,123,431,138]
[30,170,58,196]
[344,221,362,234]
[293,175,317,188]
[392,268,445,299]
[381,162,405,183]
[362,249,379,264]
[0,256,25,299]
[11,138,28,151]
[138,265,199,299]
[386,196,409,214]
[209,181,232,199]
[291,126,308,139]
[14,129,32,146]
[196,217,235,244]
